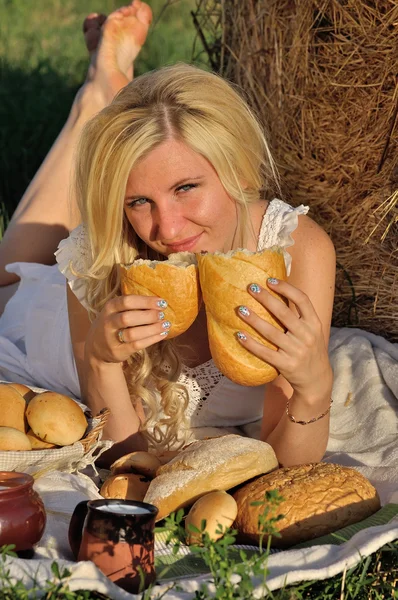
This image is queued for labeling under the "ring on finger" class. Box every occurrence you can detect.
[117,329,125,344]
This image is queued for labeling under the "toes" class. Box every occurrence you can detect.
[136,3,152,25]
[83,13,106,34]
[83,13,107,53]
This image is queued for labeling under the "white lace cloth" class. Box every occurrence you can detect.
[0,199,308,430]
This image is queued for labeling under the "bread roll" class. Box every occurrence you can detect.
[26,392,87,446]
[0,383,27,432]
[8,382,36,402]
[119,252,201,339]
[0,427,32,451]
[185,491,238,545]
[154,449,181,465]
[26,429,58,449]
[100,473,151,501]
[144,434,278,521]
[233,463,381,548]
[110,451,162,479]
[196,248,287,386]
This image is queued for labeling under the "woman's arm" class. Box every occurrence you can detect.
[239,215,336,465]
[66,285,166,461]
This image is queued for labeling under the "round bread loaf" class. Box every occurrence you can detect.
[196,247,287,386]
[0,427,32,451]
[119,252,201,339]
[8,382,36,402]
[144,434,279,521]
[26,392,87,446]
[100,473,151,501]
[110,451,162,479]
[185,491,238,545]
[0,383,27,433]
[233,462,381,548]
[26,429,58,449]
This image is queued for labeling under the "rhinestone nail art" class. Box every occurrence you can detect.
[162,321,171,329]
[249,283,261,294]
[238,306,250,317]
[267,278,279,285]
[158,312,165,320]
[160,331,169,337]
[236,331,247,341]
[157,299,168,308]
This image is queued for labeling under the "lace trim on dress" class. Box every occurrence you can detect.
[257,198,309,275]
[55,224,91,310]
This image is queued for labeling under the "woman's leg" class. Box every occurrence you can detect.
[0,1,152,291]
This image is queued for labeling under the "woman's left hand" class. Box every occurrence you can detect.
[236,278,333,401]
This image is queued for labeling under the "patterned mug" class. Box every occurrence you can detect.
[69,499,158,594]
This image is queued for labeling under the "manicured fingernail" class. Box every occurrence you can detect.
[236,331,247,341]
[267,278,279,285]
[238,306,250,317]
[157,299,167,308]
[249,283,261,294]
[158,311,165,320]
[160,331,169,337]
[162,321,171,329]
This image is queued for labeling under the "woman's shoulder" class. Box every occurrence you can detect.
[289,210,335,262]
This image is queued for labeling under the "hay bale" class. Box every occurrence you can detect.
[194,0,398,340]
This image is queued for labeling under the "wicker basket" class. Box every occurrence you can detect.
[0,396,112,477]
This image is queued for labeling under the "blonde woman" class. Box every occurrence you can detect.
[0,2,336,466]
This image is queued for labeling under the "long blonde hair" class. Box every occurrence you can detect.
[74,63,279,449]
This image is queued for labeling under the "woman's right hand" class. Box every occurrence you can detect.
[84,295,170,364]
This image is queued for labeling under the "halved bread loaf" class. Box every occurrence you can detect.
[196,247,287,386]
[119,252,201,339]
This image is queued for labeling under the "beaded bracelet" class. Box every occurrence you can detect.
[286,397,333,426]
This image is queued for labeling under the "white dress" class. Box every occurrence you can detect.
[0,199,308,430]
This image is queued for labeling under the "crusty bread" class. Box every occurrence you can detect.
[144,434,278,521]
[196,247,287,386]
[100,473,151,501]
[233,462,381,548]
[119,252,201,339]
[110,451,162,479]
[0,383,27,432]
[8,382,36,402]
[185,491,238,545]
[26,392,87,446]
[0,426,32,451]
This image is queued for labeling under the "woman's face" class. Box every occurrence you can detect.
[124,138,240,256]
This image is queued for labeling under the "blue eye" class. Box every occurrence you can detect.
[177,183,197,193]
[128,197,148,208]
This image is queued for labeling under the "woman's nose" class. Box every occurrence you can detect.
[152,203,186,242]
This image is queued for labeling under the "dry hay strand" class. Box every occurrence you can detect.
[194,0,398,340]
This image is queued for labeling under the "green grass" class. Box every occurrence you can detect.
[0,0,202,225]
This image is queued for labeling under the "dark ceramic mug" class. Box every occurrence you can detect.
[69,499,158,594]
[0,471,46,558]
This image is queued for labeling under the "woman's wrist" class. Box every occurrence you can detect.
[286,388,333,424]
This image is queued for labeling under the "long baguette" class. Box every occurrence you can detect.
[144,434,278,521]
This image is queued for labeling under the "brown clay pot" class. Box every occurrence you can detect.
[69,499,158,594]
[0,472,46,555]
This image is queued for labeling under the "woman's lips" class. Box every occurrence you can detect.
[166,233,203,252]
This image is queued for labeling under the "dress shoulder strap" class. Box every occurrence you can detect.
[54,224,91,310]
[257,198,309,275]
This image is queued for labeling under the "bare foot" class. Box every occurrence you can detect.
[78,1,152,109]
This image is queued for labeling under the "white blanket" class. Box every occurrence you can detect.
[2,327,398,598]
